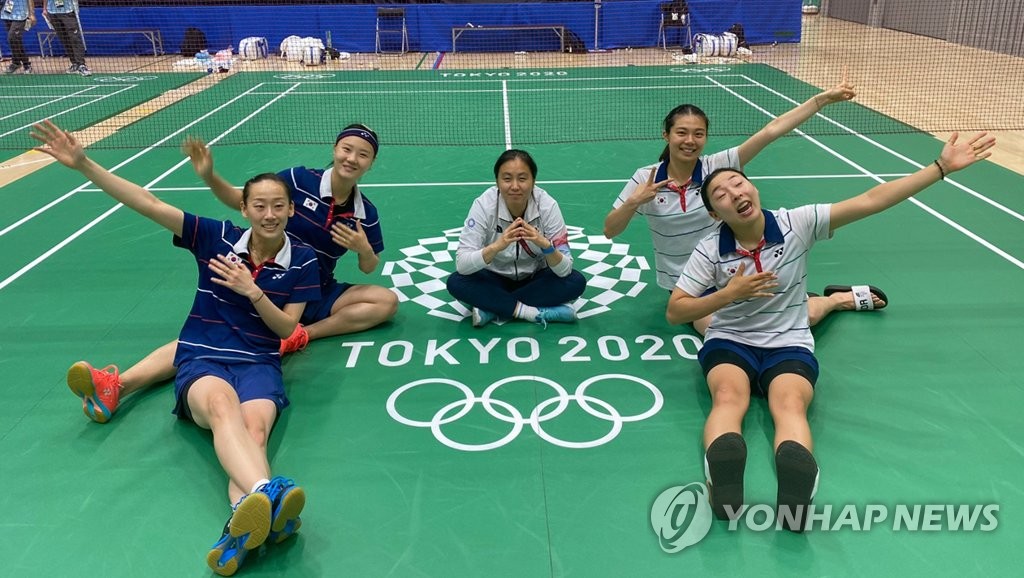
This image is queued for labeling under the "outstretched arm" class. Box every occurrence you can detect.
[182,137,244,209]
[830,132,995,231]
[737,70,856,166]
[31,120,184,236]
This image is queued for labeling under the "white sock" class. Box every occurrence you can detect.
[513,303,539,322]
[250,478,270,495]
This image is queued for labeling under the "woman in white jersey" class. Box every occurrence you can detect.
[604,74,886,334]
[667,132,994,532]
[447,149,586,327]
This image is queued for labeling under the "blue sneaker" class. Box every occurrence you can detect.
[207,492,272,576]
[534,304,577,328]
[472,307,497,328]
[259,476,306,545]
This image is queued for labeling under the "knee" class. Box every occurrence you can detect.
[202,390,241,425]
[568,270,587,294]
[710,384,749,411]
[770,391,810,418]
[382,288,399,318]
[245,420,270,449]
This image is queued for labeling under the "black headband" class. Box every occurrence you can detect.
[335,128,378,155]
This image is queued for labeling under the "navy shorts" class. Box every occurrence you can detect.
[300,279,353,325]
[698,338,819,397]
[173,359,289,422]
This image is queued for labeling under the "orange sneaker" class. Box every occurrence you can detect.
[279,324,309,355]
[66,361,122,423]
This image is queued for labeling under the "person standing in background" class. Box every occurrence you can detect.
[43,0,91,76]
[2,0,35,74]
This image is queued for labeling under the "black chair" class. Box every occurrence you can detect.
[376,7,409,55]
[658,0,692,51]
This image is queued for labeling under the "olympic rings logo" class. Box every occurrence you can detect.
[667,67,730,73]
[386,374,663,451]
[93,76,157,82]
[272,73,336,80]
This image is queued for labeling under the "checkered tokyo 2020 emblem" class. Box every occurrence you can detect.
[382,226,651,321]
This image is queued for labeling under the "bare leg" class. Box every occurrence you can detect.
[120,340,178,396]
[703,364,751,449]
[227,399,276,503]
[766,374,815,451]
[187,376,275,504]
[304,284,398,341]
[808,292,886,326]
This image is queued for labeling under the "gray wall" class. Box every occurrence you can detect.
[825,0,1024,56]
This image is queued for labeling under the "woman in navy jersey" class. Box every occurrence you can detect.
[62,124,398,425]
[33,120,321,576]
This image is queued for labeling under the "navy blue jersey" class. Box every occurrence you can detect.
[277,166,384,288]
[172,214,321,367]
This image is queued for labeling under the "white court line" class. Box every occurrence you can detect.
[259,73,747,85]
[744,76,1024,225]
[107,173,914,193]
[0,84,136,139]
[244,84,758,96]
[1,87,99,121]
[0,83,300,292]
[0,83,117,89]
[0,94,106,100]
[502,80,512,150]
[0,156,55,170]
[711,75,1024,271]
[140,83,303,188]
[0,82,267,239]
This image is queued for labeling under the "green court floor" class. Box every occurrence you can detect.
[1,66,1022,577]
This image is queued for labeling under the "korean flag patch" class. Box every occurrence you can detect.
[225,252,242,265]
[303,198,319,212]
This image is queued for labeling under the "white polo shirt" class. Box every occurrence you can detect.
[614,147,740,290]
[676,204,833,351]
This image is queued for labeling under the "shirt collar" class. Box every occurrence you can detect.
[318,170,366,219]
[655,159,705,188]
[231,228,293,269]
[718,209,783,257]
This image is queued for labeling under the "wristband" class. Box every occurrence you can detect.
[252,292,266,304]
[933,160,946,180]
[541,244,556,255]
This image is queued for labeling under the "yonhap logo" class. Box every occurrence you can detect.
[651,483,713,553]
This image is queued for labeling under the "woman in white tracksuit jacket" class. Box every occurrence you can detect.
[447,149,586,327]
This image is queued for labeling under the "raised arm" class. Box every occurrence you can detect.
[737,71,856,167]
[830,132,995,232]
[182,137,245,209]
[31,120,184,236]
